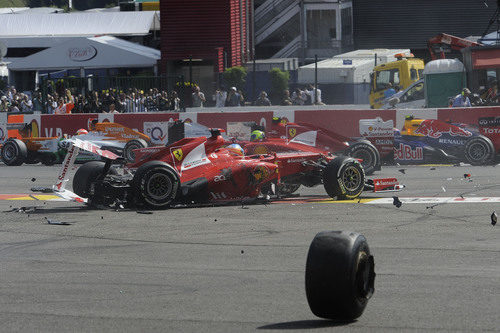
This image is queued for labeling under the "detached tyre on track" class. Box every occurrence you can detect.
[1,139,27,166]
[132,161,180,209]
[123,139,149,163]
[305,231,375,321]
[347,141,380,175]
[322,157,365,200]
[464,136,495,165]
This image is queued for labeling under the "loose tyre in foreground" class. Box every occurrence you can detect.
[306,231,375,321]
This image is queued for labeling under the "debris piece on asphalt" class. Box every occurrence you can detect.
[426,204,438,209]
[430,167,436,170]
[491,211,497,226]
[44,217,71,225]
[31,186,54,193]
[31,178,36,182]
[214,219,218,222]
[392,196,402,208]
[398,169,406,174]
[101,216,104,219]
[241,250,244,254]
[10,206,39,213]
[446,178,453,181]
[442,186,446,192]
[137,211,153,215]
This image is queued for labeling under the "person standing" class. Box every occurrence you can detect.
[255,91,271,106]
[281,90,293,105]
[54,98,67,114]
[213,87,227,107]
[291,88,306,105]
[226,87,241,107]
[192,86,206,107]
[452,88,472,107]
[306,84,323,105]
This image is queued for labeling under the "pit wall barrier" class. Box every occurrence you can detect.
[1,106,499,144]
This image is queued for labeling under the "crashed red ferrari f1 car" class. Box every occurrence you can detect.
[60,129,402,209]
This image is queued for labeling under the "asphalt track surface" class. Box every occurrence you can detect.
[0,163,498,332]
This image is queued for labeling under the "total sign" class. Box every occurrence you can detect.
[144,122,169,144]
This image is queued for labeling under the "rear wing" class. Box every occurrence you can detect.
[32,139,119,203]
[53,138,119,192]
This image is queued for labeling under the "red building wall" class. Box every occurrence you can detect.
[160,0,248,72]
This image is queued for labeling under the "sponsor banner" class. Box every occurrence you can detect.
[40,114,95,138]
[144,121,170,144]
[438,107,500,126]
[114,113,178,133]
[295,109,396,138]
[478,116,500,126]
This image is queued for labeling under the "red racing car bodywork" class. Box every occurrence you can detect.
[248,117,381,175]
[69,129,401,209]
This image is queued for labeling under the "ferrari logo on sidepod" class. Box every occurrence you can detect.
[173,148,183,161]
[288,128,297,138]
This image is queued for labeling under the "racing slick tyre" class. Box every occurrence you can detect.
[1,139,27,166]
[41,154,57,166]
[305,231,375,321]
[123,139,148,163]
[277,183,301,196]
[322,157,365,200]
[464,136,495,166]
[73,161,117,198]
[132,161,180,209]
[347,141,379,176]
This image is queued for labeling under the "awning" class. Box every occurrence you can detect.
[0,11,157,37]
[8,36,160,71]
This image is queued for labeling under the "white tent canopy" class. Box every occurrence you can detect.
[0,11,157,37]
[8,36,160,71]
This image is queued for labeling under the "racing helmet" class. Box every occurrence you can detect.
[251,130,265,142]
[226,143,244,156]
[76,128,88,135]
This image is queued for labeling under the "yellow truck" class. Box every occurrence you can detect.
[369,55,425,109]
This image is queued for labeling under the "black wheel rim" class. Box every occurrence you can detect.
[146,172,173,201]
[342,165,362,191]
[469,142,487,161]
[352,149,373,169]
[3,144,17,162]
[125,144,140,162]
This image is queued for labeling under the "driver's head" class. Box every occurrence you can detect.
[76,128,88,135]
[251,130,265,142]
[226,143,244,156]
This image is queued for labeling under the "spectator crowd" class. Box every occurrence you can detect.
[0,83,327,114]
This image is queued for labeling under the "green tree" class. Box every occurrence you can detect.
[269,67,290,103]
[222,66,247,91]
